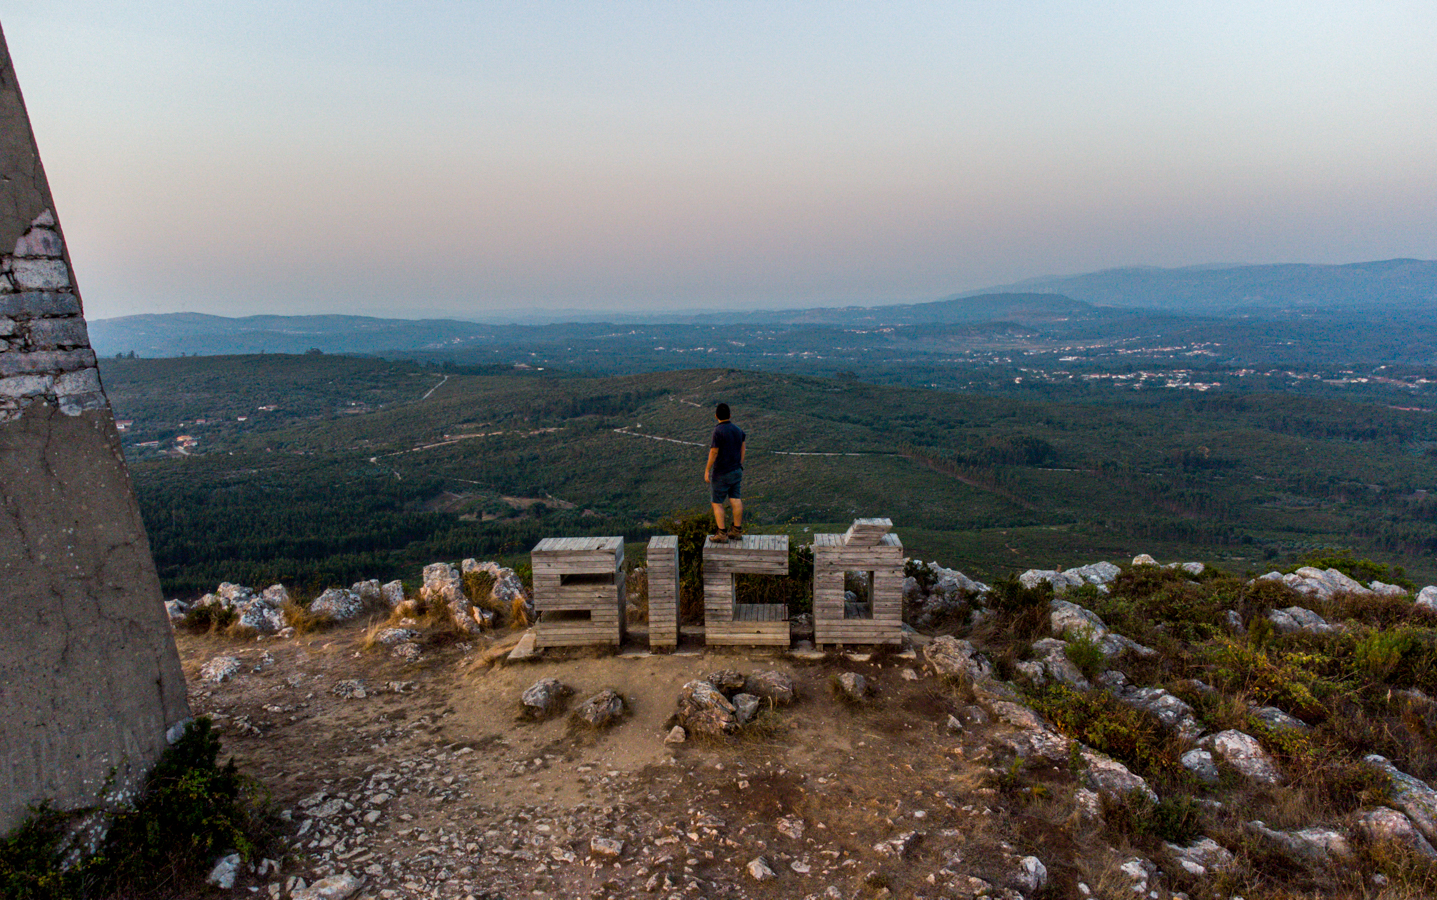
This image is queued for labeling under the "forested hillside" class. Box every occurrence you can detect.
[100,356,1437,596]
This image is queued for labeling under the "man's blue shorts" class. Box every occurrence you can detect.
[711,468,742,504]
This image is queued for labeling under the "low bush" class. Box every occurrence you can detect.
[0,717,274,899]
[1206,638,1331,723]
[1298,549,1412,590]
[1029,684,1185,785]
[1102,790,1204,844]
[180,603,236,633]
[1064,633,1106,681]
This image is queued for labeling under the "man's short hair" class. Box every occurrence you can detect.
[715,402,730,420]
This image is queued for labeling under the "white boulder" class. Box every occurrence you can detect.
[1365,754,1437,844]
[310,588,364,622]
[1204,730,1282,784]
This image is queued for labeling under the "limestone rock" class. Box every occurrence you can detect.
[1417,586,1437,612]
[1247,820,1352,866]
[1029,638,1090,689]
[1365,755,1437,844]
[507,630,537,661]
[836,672,868,701]
[732,693,759,725]
[332,680,366,700]
[1068,561,1121,587]
[1116,857,1157,894]
[1131,554,1158,566]
[206,853,241,889]
[573,689,625,728]
[236,599,284,634]
[419,562,472,633]
[746,856,777,881]
[1072,787,1102,822]
[1020,568,1085,594]
[743,670,797,705]
[677,680,738,736]
[292,874,364,900]
[1251,705,1309,733]
[1099,671,1201,739]
[1369,581,1408,598]
[907,562,991,626]
[924,635,993,680]
[1050,599,1108,641]
[1266,606,1337,635]
[1180,749,1220,784]
[1014,660,1046,685]
[521,678,571,718]
[200,656,240,685]
[1080,747,1157,803]
[705,669,746,694]
[380,580,406,608]
[1050,599,1155,658]
[164,599,188,621]
[351,579,382,604]
[1011,856,1047,894]
[664,725,687,744]
[1204,730,1282,784]
[589,836,624,860]
[1355,807,1437,858]
[465,559,533,621]
[375,627,418,646]
[310,588,364,622]
[873,831,921,858]
[1165,837,1234,877]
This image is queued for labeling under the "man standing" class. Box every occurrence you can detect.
[704,402,746,542]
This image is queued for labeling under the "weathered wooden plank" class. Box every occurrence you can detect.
[734,603,789,622]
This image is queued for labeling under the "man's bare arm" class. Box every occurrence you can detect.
[705,447,718,482]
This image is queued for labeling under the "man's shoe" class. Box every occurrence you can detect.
[727,525,743,541]
[709,531,729,543]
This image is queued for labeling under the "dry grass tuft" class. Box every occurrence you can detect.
[281,600,330,636]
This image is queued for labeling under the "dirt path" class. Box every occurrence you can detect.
[178,625,1074,900]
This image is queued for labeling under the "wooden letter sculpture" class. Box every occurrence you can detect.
[530,537,625,648]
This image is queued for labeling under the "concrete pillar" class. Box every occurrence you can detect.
[0,23,190,833]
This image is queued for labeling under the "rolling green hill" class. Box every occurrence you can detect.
[100,355,1437,595]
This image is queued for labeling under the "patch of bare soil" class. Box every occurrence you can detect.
[178,627,1082,900]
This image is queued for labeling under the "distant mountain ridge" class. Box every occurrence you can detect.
[88,293,1100,357]
[88,258,1437,357]
[963,258,1437,313]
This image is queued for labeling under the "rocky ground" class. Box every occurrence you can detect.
[174,554,1437,900]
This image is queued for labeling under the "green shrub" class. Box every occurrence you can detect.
[180,603,236,633]
[903,559,938,594]
[1064,633,1106,681]
[1355,629,1418,682]
[1207,638,1330,722]
[1029,684,1184,783]
[0,717,272,899]
[1298,550,1412,590]
[98,718,267,892]
[986,575,1052,614]
[1103,791,1204,844]
[0,802,93,899]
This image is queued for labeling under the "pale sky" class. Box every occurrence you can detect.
[3,2,1435,320]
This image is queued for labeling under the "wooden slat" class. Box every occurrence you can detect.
[734,603,789,622]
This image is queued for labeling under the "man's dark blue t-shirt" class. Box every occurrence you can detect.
[710,421,745,476]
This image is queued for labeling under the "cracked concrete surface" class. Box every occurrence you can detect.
[0,23,189,832]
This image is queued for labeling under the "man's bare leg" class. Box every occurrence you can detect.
[730,499,743,529]
[711,502,726,531]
